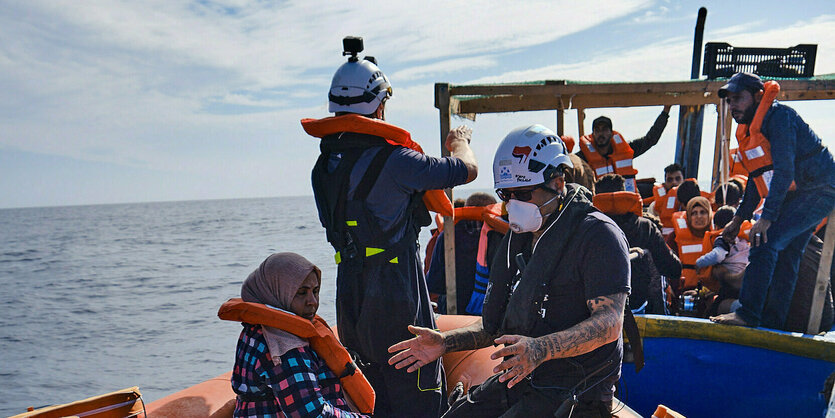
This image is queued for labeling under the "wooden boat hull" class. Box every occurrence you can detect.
[620,315,835,417]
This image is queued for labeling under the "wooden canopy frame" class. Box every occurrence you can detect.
[433,75,835,334]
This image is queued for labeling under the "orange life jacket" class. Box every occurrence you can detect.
[592,191,643,217]
[301,114,453,217]
[672,212,716,291]
[218,298,375,414]
[735,81,797,199]
[481,202,509,235]
[729,148,749,177]
[436,206,488,233]
[561,135,576,153]
[656,186,680,237]
[579,131,639,192]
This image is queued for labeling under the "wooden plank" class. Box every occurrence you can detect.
[436,83,458,315]
[808,210,835,334]
[448,78,835,98]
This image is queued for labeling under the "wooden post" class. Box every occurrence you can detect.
[435,83,457,315]
[807,210,835,334]
[577,108,585,137]
[556,109,565,136]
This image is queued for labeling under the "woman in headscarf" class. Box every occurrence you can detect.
[685,196,713,239]
[231,252,369,418]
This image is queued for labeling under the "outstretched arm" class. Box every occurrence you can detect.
[388,318,494,372]
[490,292,627,388]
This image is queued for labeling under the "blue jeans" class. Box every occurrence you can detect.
[735,187,835,328]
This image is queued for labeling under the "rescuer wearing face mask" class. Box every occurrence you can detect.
[388,125,631,416]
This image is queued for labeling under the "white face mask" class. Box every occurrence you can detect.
[506,194,560,233]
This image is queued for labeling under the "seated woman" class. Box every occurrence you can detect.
[669,197,720,314]
[230,252,370,417]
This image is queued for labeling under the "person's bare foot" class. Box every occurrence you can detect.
[709,311,751,326]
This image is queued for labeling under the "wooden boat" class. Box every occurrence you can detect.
[620,315,835,417]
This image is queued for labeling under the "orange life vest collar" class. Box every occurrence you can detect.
[593,191,642,217]
[301,114,453,217]
[734,81,796,198]
[218,298,375,414]
[301,114,423,152]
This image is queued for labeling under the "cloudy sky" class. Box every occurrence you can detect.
[2,0,834,208]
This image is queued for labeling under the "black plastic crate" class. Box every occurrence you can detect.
[703,42,817,79]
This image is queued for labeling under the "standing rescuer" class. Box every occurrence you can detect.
[303,37,477,417]
[388,125,630,417]
[710,72,835,329]
[578,105,672,193]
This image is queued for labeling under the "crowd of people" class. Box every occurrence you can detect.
[220,38,834,418]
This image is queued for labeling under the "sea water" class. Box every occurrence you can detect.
[0,196,435,415]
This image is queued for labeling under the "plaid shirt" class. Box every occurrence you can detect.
[232,323,369,418]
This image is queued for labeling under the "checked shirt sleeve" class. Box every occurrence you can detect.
[266,347,369,418]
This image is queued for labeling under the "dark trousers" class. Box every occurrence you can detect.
[336,245,445,417]
[444,374,612,418]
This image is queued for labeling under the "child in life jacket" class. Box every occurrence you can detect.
[230,253,370,418]
[695,207,750,316]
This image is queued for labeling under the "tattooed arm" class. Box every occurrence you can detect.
[490,292,627,388]
[388,319,495,373]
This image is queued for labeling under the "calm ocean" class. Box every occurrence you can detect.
[0,196,438,415]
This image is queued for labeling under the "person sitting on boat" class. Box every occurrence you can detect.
[594,173,681,314]
[426,192,503,315]
[303,37,477,417]
[696,206,750,316]
[668,197,719,298]
[388,125,631,417]
[230,253,370,418]
[710,72,835,329]
[577,105,672,193]
[714,182,742,209]
[647,163,685,214]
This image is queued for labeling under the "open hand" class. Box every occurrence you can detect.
[749,219,771,247]
[490,335,548,388]
[388,325,445,373]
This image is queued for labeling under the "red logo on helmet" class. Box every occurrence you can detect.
[512,146,532,164]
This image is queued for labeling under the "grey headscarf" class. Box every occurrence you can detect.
[241,252,321,364]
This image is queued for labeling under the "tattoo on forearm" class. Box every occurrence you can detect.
[443,319,494,352]
[536,293,626,361]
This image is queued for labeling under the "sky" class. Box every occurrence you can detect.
[2,0,835,209]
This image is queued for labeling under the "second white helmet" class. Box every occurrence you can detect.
[328,59,392,115]
[493,125,573,190]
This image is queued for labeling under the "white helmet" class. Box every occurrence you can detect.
[493,124,573,189]
[328,58,392,115]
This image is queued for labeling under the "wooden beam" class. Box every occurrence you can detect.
[577,108,585,137]
[808,210,835,334]
[556,109,564,136]
[435,83,458,315]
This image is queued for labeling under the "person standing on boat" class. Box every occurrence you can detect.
[577,105,672,193]
[710,72,835,329]
[304,37,477,417]
[389,125,630,417]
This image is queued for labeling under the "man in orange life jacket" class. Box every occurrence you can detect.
[578,105,672,193]
[710,72,835,329]
[308,37,477,417]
